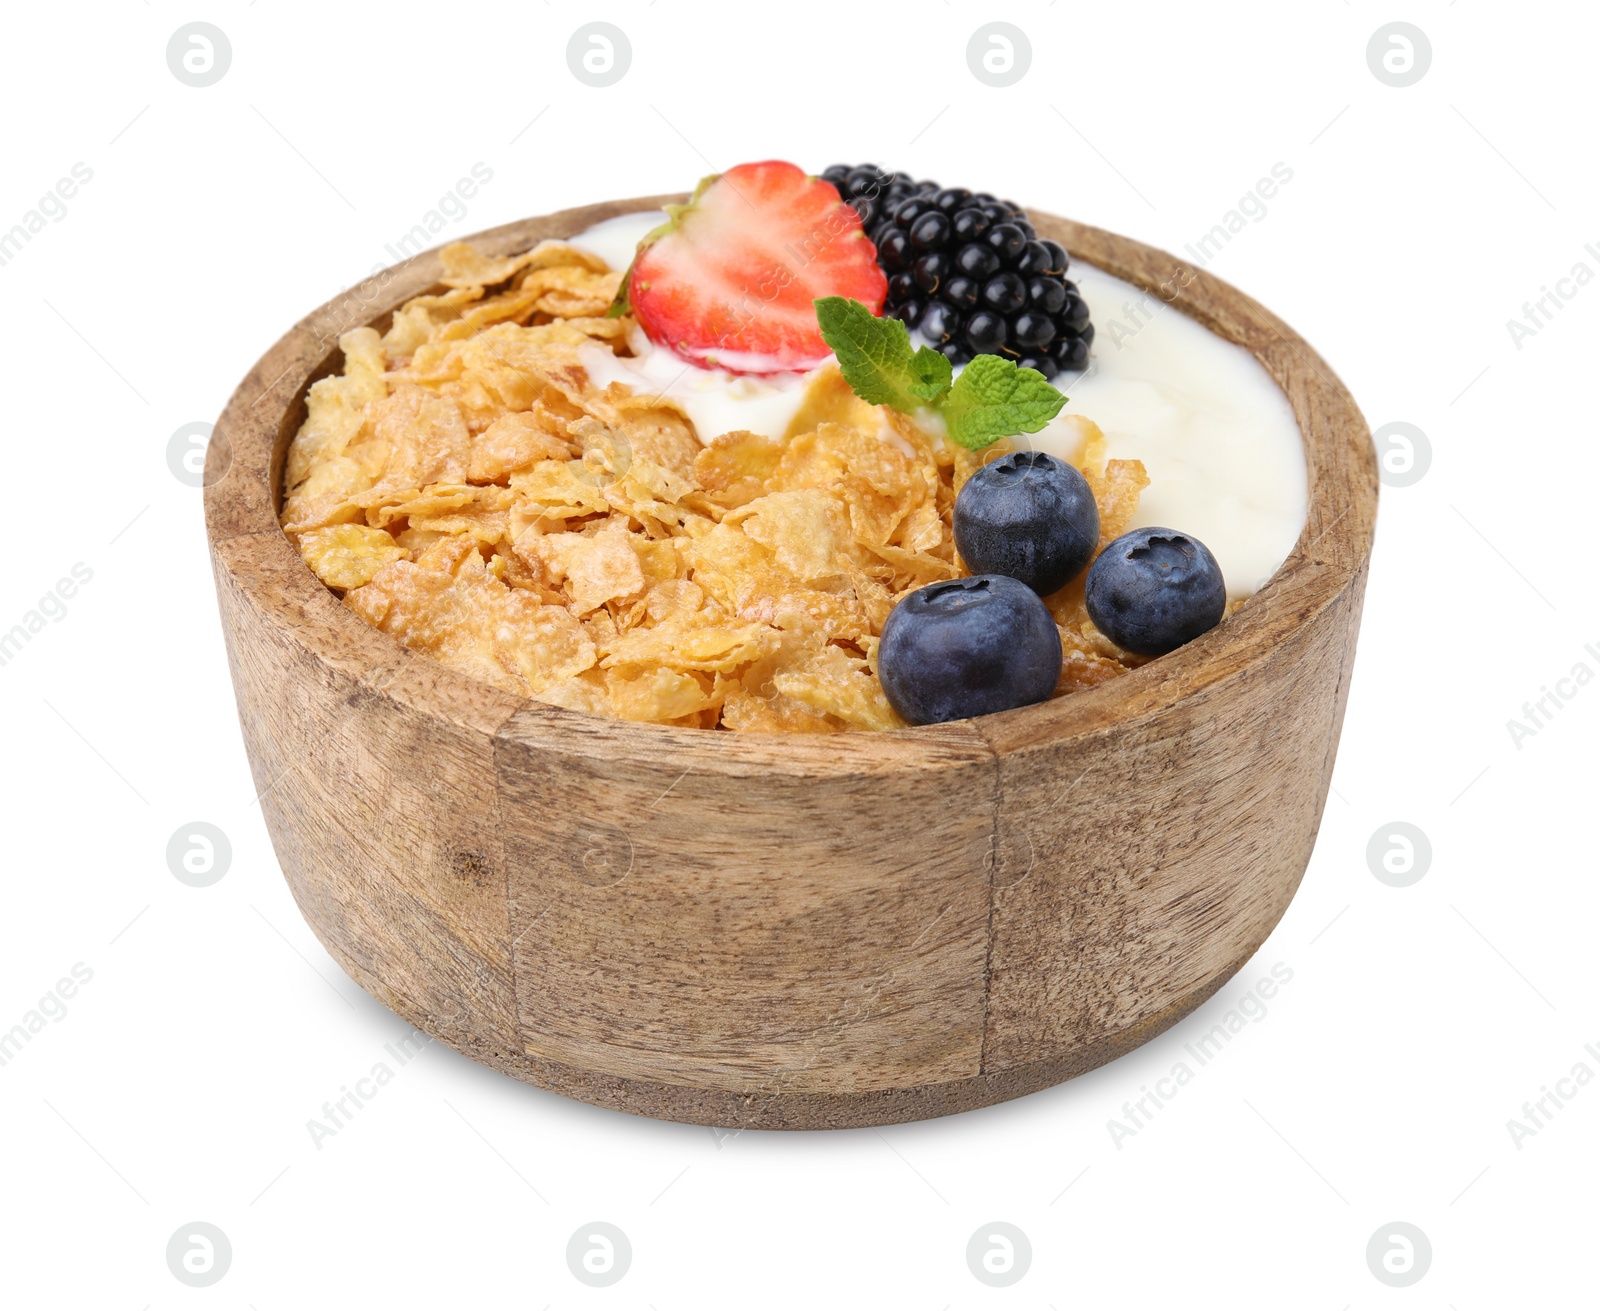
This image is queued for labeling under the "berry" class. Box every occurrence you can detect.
[1085,527,1227,656]
[953,451,1099,595]
[964,311,1007,354]
[1015,241,1052,276]
[980,271,1027,314]
[878,575,1062,725]
[1050,332,1090,373]
[911,251,947,292]
[919,300,961,343]
[629,161,885,371]
[943,274,980,309]
[909,210,951,250]
[1010,309,1055,350]
[878,228,910,271]
[985,222,1029,263]
[889,297,924,328]
[820,163,1094,375]
[1027,276,1067,314]
[951,208,990,241]
[955,242,1001,278]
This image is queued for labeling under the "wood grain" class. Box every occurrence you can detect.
[204,197,1377,1128]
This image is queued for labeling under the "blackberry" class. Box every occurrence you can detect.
[820,164,1094,380]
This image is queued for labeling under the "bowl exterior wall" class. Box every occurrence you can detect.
[205,201,1376,1128]
[210,529,1365,1127]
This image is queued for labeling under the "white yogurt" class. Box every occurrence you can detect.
[576,325,818,447]
[1037,263,1307,599]
[568,210,663,275]
[568,210,1306,599]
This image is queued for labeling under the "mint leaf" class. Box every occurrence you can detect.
[814,297,1067,449]
[906,345,952,402]
[814,297,948,413]
[939,353,1068,450]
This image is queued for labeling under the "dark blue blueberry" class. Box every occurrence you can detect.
[1085,527,1227,655]
[878,575,1062,725]
[953,451,1099,595]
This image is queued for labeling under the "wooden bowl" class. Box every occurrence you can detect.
[204,196,1376,1129]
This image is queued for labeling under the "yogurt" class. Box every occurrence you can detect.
[568,211,1307,600]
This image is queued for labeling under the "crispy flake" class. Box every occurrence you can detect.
[282,237,1159,730]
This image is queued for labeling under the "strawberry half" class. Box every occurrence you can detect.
[616,160,887,373]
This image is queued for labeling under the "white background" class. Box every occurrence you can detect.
[1,1,1595,1305]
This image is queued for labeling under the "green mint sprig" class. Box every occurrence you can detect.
[814,297,1067,449]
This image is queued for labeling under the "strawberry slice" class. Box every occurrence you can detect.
[619,160,887,373]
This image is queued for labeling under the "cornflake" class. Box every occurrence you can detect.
[280,238,1151,730]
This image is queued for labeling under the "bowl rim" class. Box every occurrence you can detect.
[204,193,1377,770]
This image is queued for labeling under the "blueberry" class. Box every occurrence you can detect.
[1085,527,1227,655]
[953,451,1099,595]
[878,575,1062,725]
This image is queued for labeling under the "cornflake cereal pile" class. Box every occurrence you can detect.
[280,239,1152,732]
